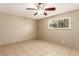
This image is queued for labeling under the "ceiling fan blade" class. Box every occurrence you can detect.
[45,7,56,11]
[26,8,37,10]
[43,12,48,16]
[34,12,38,16]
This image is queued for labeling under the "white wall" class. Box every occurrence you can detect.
[38,10,79,49]
[0,12,37,45]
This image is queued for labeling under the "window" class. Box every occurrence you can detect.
[48,17,71,29]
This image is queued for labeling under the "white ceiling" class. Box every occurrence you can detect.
[0,3,79,20]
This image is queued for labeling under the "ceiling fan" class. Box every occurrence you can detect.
[26,3,56,16]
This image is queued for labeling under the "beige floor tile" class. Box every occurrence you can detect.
[12,46,28,56]
[0,40,79,56]
[56,46,71,56]
[70,49,79,56]
[0,47,4,56]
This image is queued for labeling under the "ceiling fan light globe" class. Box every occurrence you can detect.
[38,10,44,14]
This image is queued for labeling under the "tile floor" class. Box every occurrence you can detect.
[0,39,79,56]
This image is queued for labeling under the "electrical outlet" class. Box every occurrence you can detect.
[62,40,65,44]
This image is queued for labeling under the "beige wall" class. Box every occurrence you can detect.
[0,10,79,49]
[0,13,37,45]
[38,10,79,49]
